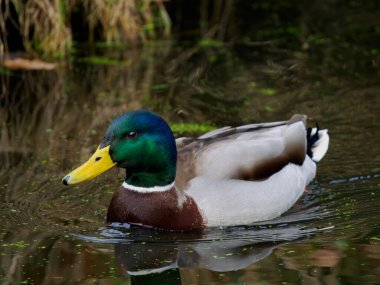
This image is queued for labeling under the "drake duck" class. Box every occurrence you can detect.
[62,110,329,230]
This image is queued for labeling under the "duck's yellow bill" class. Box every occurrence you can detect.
[62,145,116,185]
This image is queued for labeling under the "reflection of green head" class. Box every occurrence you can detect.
[101,110,177,187]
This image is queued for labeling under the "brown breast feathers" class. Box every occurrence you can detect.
[106,186,204,231]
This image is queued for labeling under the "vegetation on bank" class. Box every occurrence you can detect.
[0,0,379,80]
[0,0,171,56]
[0,0,239,56]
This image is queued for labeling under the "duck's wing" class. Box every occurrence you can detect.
[175,115,308,189]
[175,137,206,189]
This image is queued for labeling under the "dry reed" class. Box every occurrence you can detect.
[0,0,171,55]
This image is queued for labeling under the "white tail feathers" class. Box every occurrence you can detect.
[310,129,329,162]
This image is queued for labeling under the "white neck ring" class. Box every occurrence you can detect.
[122,181,175,193]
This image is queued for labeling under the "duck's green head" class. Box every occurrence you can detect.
[62,110,177,187]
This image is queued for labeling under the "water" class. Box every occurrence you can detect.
[1,37,380,284]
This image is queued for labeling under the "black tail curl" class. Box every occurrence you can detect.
[306,123,320,159]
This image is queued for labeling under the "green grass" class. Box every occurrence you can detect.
[171,123,215,136]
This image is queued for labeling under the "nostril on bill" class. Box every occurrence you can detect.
[63,176,70,186]
[95,157,102,161]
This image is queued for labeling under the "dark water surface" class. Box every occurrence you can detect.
[1,36,380,284]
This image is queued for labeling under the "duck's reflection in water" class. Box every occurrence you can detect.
[104,223,318,281]
[116,240,280,274]
[115,239,282,284]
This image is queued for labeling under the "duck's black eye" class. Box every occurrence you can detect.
[126,131,137,139]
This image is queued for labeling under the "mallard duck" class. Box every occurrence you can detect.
[62,110,329,230]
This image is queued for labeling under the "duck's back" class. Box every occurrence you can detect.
[175,115,313,185]
[174,115,329,227]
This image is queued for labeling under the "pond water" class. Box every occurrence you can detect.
[1,26,380,285]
